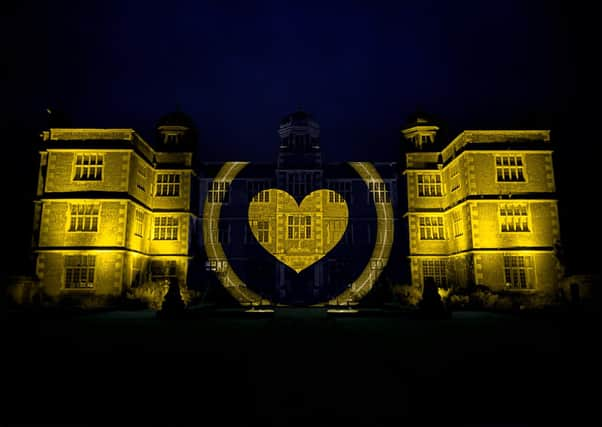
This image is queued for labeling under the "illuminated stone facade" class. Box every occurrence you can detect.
[32,114,200,302]
[30,110,561,306]
[402,117,561,295]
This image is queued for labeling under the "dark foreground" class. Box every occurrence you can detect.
[3,307,600,426]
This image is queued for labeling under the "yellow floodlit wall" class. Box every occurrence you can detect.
[404,129,561,294]
[32,128,194,303]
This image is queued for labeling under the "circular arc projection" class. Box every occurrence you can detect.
[202,161,394,306]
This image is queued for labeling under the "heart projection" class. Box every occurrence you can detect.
[248,189,348,273]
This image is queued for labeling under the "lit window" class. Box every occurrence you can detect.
[287,215,312,240]
[422,259,447,288]
[134,209,145,237]
[208,181,230,203]
[73,153,103,181]
[417,174,442,197]
[452,210,463,238]
[257,221,270,243]
[64,255,95,289]
[153,216,178,240]
[496,155,525,182]
[69,204,99,232]
[499,204,529,232]
[328,181,352,204]
[326,218,347,245]
[450,165,461,192]
[248,181,271,202]
[504,255,533,289]
[419,216,445,240]
[156,174,180,196]
[151,260,177,281]
[368,182,390,204]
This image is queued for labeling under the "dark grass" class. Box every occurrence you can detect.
[3,307,599,426]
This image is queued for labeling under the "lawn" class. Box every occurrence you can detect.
[3,307,599,426]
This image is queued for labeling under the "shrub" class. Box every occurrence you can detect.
[127,281,169,310]
[391,284,422,307]
[126,281,198,310]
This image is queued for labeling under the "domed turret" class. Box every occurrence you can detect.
[156,110,197,151]
[401,110,439,151]
[277,110,322,169]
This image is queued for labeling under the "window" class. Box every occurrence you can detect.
[153,216,178,240]
[452,210,463,238]
[328,181,352,204]
[137,167,147,192]
[326,219,347,245]
[504,255,533,289]
[69,204,99,232]
[499,204,529,232]
[368,182,390,203]
[151,260,177,281]
[134,209,145,237]
[205,259,227,272]
[419,216,445,240]
[73,153,103,181]
[417,174,442,196]
[208,181,230,203]
[64,255,95,289]
[256,221,270,243]
[496,155,525,182]
[450,165,461,192]
[422,259,447,288]
[132,257,147,287]
[289,173,310,198]
[287,215,312,240]
[156,173,180,196]
[248,181,271,202]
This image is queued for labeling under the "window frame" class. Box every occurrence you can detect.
[499,203,531,233]
[417,174,443,197]
[152,216,179,240]
[68,203,100,233]
[63,254,96,290]
[495,154,527,183]
[72,153,104,182]
[155,173,181,197]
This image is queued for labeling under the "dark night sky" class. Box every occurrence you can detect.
[1,0,600,276]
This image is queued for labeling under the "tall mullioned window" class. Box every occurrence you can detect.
[287,215,311,240]
[499,204,529,232]
[422,259,447,288]
[368,182,390,203]
[64,255,95,289]
[326,219,347,245]
[69,204,99,232]
[248,181,271,202]
[156,173,180,196]
[256,221,270,243]
[208,181,230,203]
[496,155,525,182]
[504,255,533,289]
[134,209,145,237]
[419,216,445,240]
[452,210,463,238]
[153,217,178,240]
[417,174,442,197]
[73,153,103,180]
[328,181,352,204]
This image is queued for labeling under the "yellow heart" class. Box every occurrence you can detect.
[248,189,349,273]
